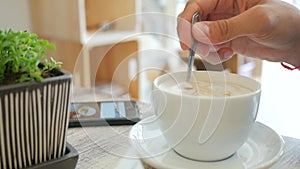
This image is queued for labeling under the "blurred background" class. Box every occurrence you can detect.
[1,0,300,139]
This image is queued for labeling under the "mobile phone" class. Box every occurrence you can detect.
[68,100,140,127]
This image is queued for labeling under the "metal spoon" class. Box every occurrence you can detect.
[186,13,200,81]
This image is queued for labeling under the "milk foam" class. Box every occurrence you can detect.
[169,81,252,97]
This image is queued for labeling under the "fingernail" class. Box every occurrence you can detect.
[224,51,233,60]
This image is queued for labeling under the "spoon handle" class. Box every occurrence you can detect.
[187,13,200,81]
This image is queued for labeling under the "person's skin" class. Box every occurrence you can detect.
[177,0,300,67]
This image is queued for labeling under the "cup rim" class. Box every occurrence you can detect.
[153,71,261,99]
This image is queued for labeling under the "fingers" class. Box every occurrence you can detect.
[177,0,221,50]
[192,5,275,45]
[198,47,234,65]
[194,42,210,56]
[177,0,248,49]
[178,0,287,65]
[193,41,234,65]
[217,47,234,62]
[178,0,220,21]
[178,18,192,50]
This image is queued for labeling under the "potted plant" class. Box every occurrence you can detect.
[0,29,72,169]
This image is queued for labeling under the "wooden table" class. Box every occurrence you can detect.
[67,87,300,169]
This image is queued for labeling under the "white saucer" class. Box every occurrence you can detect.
[129,116,284,169]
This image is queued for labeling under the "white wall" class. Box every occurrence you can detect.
[257,61,300,139]
[0,0,31,31]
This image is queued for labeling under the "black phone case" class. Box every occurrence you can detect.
[68,100,140,128]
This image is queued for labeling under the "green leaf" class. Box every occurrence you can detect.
[0,28,62,85]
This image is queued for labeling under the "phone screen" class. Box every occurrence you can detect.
[69,100,140,127]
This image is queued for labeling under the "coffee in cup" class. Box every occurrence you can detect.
[168,80,253,97]
[151,71,261,161]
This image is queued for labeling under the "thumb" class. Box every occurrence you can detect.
[193,6,271,45]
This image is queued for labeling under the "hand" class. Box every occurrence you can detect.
[177,0,300,66]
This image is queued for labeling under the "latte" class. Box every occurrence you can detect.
[152,71,261,161]
[168,81,253,97]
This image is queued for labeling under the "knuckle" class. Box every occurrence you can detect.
[208,20,232,43]
[252,6,277,33]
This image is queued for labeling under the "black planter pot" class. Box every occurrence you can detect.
[27,143,78,169]
[0,70,72,169]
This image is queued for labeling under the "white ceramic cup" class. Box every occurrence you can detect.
[151,71,261,161]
